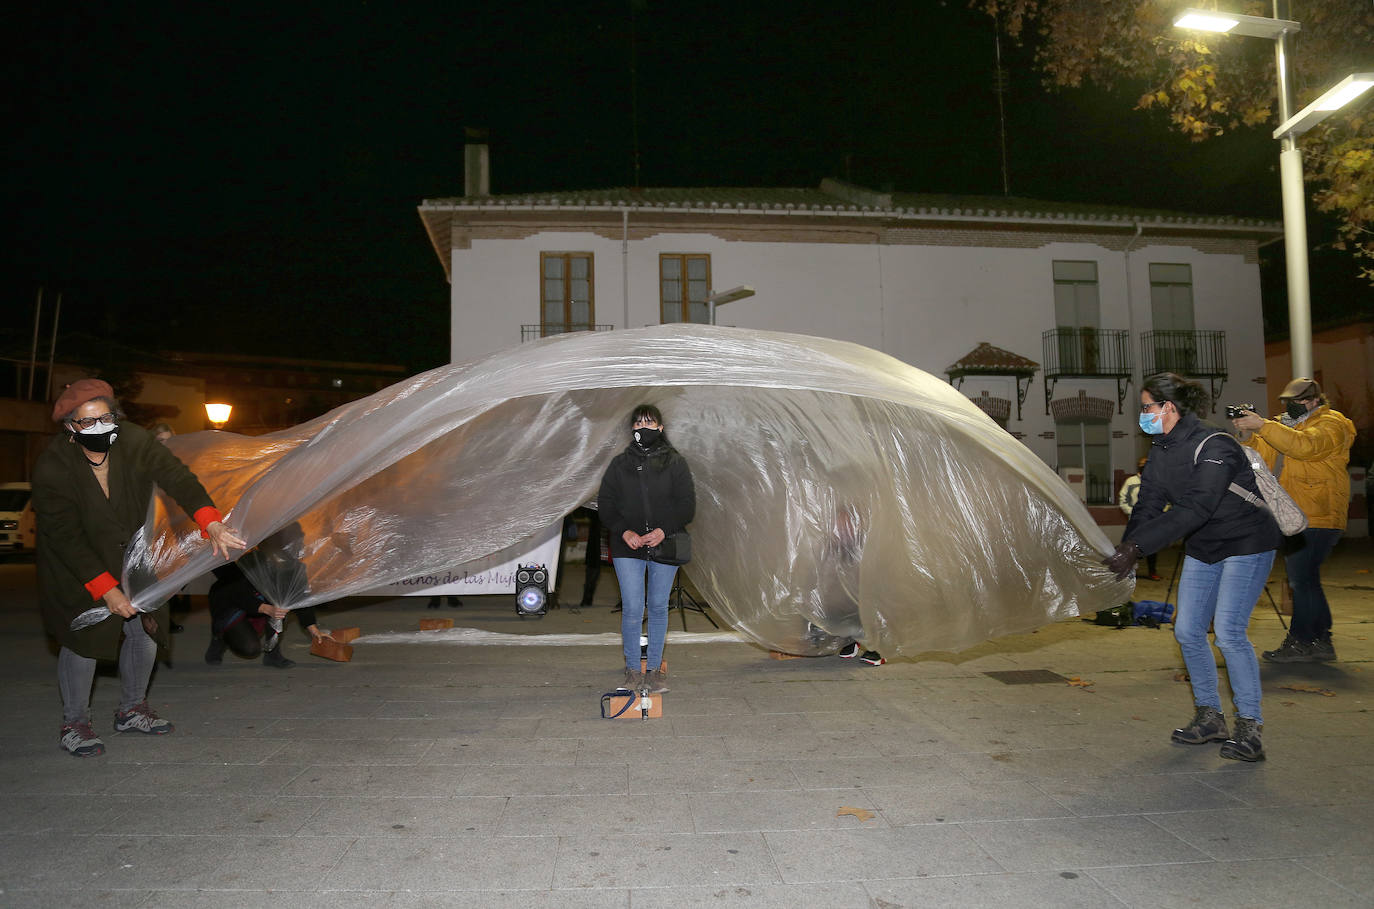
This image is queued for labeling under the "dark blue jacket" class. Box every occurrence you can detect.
[1124,413,1280,563]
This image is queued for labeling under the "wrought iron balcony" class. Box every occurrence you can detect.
[1041,328,1132,414]
[1140,330,1227,378]
[520,323,615,342]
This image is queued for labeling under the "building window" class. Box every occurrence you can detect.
[541,253,594,333]
[1052,260,1100,372]
[660,254,711,324]
[1056,420,1112,504]
[1149,263,1196,374]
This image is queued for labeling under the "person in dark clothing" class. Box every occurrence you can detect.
[597,404,695,694]
[206,564,333,667]
[206,526,333,668]
[33,379,245,757]
[1105,373,1280,762]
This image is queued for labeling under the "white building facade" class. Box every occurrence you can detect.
[419,177,1280,523]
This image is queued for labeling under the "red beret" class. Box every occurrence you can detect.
[52,379,115,423]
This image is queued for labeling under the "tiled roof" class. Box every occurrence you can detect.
[947,342,1040,375]
[419,178,1279,230]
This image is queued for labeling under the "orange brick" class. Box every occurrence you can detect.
[331,627,361,643]
[310,639,354,662]
[419,618,454,630]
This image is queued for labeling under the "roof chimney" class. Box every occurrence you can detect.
[464,127,490,197]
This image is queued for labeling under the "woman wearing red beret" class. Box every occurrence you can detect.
[32,379,245,757]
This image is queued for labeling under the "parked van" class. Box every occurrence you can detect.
[0,482,36,550]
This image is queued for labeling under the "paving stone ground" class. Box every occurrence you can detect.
[1,540,1371,908]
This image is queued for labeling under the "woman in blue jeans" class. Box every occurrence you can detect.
[1105,374,1281,761]
[598,404,696,694]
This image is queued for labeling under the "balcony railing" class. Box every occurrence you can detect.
[1041,328,1132,378]
[521,323,615,342]
[1141,330,1227,378]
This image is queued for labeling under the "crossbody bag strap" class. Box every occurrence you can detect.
[1194,431,1269,512]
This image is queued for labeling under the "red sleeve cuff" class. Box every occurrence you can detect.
[85,572,119,600]
[194,506,224,537]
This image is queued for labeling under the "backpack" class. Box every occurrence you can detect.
[1193,432,1309,536]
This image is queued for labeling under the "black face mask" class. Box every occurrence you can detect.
[1286,400,1309,420]
[633,427,662,449]
[73,426,119,453]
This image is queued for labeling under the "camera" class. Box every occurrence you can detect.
[1225,403,1256,419]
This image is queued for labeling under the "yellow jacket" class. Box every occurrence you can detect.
[1244,404,1356,530]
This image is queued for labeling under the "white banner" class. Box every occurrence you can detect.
[368,522,563,596]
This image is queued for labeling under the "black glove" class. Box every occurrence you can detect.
[1103,541,1141,581]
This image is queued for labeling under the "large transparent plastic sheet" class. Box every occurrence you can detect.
[77,325,1132,656]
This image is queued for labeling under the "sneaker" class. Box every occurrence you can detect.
[1219,716,1265,762]
[1170,705,1228,745]
[858,650,886,666]
[60,721,105,757]
[204,637,226,665]
[645,667,669,693]
[837,642,860,658]
[618,668,642,691]
[263,644,295,669]
[1311,633,1336,662]
[113,701,173,735]
[1262,634,1318,663]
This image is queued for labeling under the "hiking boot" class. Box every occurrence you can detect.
[858,650,886,666]
[1262,634,1318,663]
[113,701,173,735]
[1311,633,1336,662]
[60,721,105,757]
[618,668,642,691]
[837,642,860,658]
[1170,705,1228,745]
[1219,716,1265,762]
[263,644,295,669]
[644,667,669,693]
[204,637,226,665]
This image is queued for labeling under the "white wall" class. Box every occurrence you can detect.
[447,228,1268,484]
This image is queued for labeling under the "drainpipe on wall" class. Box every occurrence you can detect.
[1123,221,1145,390]
[622,209,630,330]
[1122,221,1145,475]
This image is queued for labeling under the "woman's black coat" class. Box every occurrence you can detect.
[1124,413,1280,562]
[597,441,695,562]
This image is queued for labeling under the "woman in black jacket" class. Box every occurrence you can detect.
[1106,374,1280,762]
[597,404,695,694]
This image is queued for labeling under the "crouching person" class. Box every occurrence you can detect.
[206,562,332,668]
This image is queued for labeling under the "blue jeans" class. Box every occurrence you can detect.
[1284,527,1342,642]
[614,557,678,671]
[1174,550,1275,723]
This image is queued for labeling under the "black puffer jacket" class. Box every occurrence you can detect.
[1124,413,1280,563]
[597,441,696,561]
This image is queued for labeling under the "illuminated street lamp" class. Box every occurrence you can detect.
[204,402,233,429]
[1173,7,1374,380]
[705,285,755,326]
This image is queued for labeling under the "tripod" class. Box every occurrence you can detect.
[669,572,717,631]
[1160,546,1286,630]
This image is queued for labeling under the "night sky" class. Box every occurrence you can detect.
[5,1,1352,374]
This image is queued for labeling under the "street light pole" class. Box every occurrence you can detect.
[1271,15,1313,379]
[1174,8,1374,382]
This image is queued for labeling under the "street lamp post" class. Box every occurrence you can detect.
[1173,7,1374,381]
[705,285,755,325]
